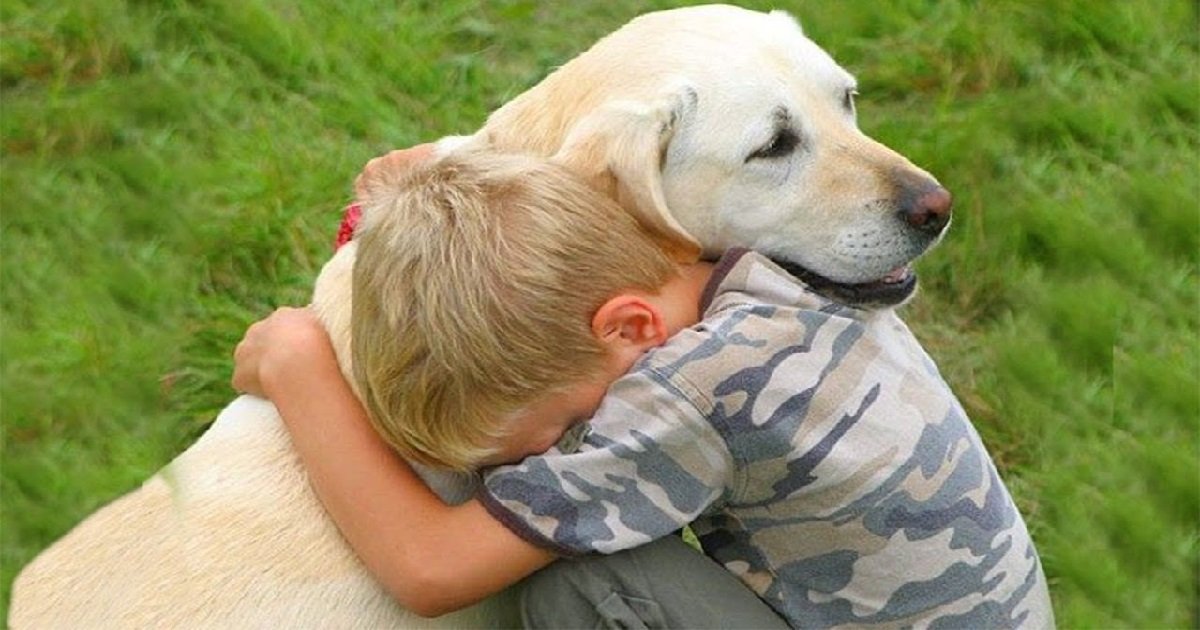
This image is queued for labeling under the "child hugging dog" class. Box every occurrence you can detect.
[235,145,1054,628]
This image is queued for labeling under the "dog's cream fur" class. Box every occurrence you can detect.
[10,5,946,628]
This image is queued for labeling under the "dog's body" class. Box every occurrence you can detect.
[10,5,952,628]
[9,395,505,628]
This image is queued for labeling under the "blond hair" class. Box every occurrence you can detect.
[351,150,677,471]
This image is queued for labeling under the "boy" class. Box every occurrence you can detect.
[233,147,1053,628]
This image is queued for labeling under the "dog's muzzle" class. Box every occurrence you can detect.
[898,185,953,237]
[773,258,919,309]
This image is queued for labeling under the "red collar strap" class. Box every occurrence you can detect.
[335,202,362,251]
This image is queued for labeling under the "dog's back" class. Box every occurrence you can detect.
[10,245,516,628]
[9,394,519,628]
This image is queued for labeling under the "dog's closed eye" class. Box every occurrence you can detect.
[748,128,799,161]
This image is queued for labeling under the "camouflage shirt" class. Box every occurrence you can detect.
[480,249,1053,629]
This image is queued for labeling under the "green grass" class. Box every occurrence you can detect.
[2,0,1197,626]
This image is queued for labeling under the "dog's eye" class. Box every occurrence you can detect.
[842,88,858,113]
[748,129,799,161]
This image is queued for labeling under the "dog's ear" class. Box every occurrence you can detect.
[552,84,703,263]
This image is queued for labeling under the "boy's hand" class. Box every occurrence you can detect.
[232,306,336,398]
[354,143,437,200]
[233,305,557,616]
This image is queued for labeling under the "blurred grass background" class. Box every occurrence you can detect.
[2,0,1197,626]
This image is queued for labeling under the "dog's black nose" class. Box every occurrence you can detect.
[901,186,952,234]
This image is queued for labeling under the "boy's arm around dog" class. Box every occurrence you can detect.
[234,307,557,617]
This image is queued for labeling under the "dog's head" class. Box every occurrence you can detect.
[482,4,952,307]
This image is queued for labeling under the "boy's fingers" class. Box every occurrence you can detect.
[375,144,436,172]
[355,143,437,199]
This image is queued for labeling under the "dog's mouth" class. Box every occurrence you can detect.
[771,259,917,308]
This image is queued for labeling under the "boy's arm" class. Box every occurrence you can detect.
[233,307,555,617]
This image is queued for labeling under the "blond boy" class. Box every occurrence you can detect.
[349,146,677,471]
[234,147,1052,628]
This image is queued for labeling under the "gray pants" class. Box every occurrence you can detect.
[520,535,789,629]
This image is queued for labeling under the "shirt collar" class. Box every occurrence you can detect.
[698,247,753,314]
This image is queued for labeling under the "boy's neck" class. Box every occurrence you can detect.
[654,262,715,336]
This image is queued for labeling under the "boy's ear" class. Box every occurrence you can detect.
[552,82,703,264]
[591,295,669,351]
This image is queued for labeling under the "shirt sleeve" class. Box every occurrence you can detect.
[478,366,735,556]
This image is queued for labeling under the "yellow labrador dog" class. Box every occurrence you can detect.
[10,4,950,628]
